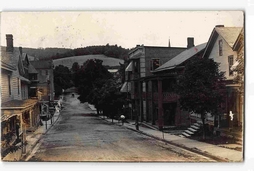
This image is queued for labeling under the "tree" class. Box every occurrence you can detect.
[71,62,80,87]
[96,78,125,121]
[175,57,226,139]
[54,65,73,97]
[76,59,112,103]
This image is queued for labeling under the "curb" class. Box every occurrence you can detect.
[125,126,229,162]
[21,111,62,161]
[99,116,230,162]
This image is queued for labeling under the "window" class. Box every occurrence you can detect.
[150,59,160,71]
[219,39,223,56]
[17,78,20,94]
[8,75,11,95]
[228,55,234,76]
[46,70,48,75]
[133,60,139,73]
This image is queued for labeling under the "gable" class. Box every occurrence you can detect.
[203,27,242,58]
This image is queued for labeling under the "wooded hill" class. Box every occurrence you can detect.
[22,44,129,61]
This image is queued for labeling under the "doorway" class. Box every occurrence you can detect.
[163,102,177,126]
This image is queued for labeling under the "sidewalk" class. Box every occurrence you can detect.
[98,116,243,162]
[21,109,61,161]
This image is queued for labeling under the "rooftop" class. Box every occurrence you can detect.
[154,43,207,72]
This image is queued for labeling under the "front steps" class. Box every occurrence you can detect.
[180,122,202,138]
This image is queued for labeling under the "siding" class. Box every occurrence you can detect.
[1,72,11,103]
[144,47,186,77]
[208,35,237,79]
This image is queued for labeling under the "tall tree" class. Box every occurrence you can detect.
[76,59,112,103]
[96,78,125,120]
[71,62,80,87]
[175,57,226,139]
[54,65,73,97]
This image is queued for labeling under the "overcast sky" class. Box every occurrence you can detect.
[1,11,243,49]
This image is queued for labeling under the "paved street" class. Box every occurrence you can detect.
[27,94,214,162]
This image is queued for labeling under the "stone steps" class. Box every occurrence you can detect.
[181,122,201,138]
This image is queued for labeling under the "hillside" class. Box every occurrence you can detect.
[53,54,124,69]
[22,47,72,60]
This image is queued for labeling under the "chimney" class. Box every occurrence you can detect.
[19,47,23,55]
[215,25,224,27]
[168,38,171,47]
[187,37,194,49]
[6,34,14,52]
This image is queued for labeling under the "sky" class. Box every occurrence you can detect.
[1,11,243,49]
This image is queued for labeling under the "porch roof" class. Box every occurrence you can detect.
[1,61,16,71]
[1,99,38,110]
[19,76,31,83]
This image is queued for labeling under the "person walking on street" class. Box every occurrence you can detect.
[120,115,125,125]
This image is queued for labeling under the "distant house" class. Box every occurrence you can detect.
[1,34,40,160]
[202,25,243,132]
[30,60,55,101]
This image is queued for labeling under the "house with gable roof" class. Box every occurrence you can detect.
[202,25,243,135]
[121,38,203,130]
[1,34,41,160]
[151,42,207,131]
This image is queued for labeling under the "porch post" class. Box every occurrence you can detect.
[145,81,149,122]
[139,80,143,122]
[29,109,33,128]
[151,80,155,125]
[158,79,163,130]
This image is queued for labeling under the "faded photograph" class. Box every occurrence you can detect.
[0,11,244,162]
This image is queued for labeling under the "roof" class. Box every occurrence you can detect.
[154,43,207,72]
[215,27,242,48]
[19,76,31,83]
[28,64,38,74]
[203,26,242,58]
[1,99,38,109]
[233,28,244,50]
[1,61,16,71]
[1,46,20,65]
[30,60,53,69]
[22,53,36,61]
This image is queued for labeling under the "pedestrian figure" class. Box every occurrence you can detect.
[120,115,125,125]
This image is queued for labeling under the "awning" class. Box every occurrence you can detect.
[120,82,131,92]
[125,61,133,72]
[19,76,31,83]
[1,113,20,122]
[1,61,16,71]
[231,61,239,71]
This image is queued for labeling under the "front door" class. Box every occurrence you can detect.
[163,103,176,126]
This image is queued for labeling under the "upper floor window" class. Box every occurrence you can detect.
[133,60,139,73]
[219,39,223,56]
[150,59,160,71]
[45,70,48,75]
[228,55,234,76]
[29,74,38,80]
[8,75,11,96]
[17,78,20,95]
